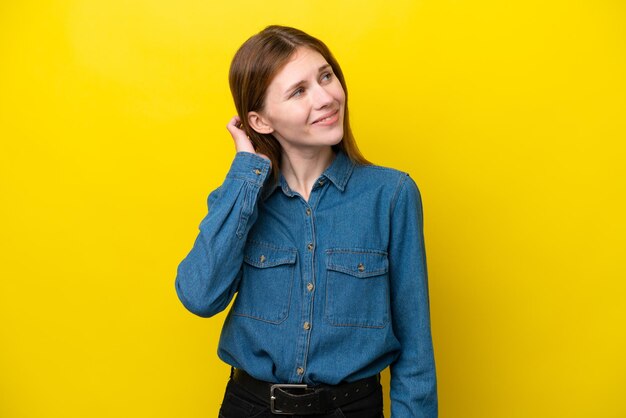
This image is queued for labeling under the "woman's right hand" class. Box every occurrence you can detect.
[226,116,271,165]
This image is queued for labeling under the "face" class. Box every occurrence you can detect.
[248,47,346,153]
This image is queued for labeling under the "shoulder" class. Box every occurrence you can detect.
[351,161,423,218]
[352,161,418,195]
[353,161,407,182]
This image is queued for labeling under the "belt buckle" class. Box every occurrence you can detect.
[270,383,309,415]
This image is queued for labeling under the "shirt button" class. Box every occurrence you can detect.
[253,168,261,175]
[307,282,314,292]
[296,367,304,375]
[305,208,311,216]
[303,322,311,330]
[357,263,365,272]
[307,243,314,251]
[260,255,266,263]
[318,180,325,186]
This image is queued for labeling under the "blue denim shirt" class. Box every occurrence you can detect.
[175,149,438,417]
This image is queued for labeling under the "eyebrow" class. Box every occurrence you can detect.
[283,64,332,97]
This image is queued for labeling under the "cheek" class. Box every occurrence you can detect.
[293,105,312,123]
[273,106,309,131]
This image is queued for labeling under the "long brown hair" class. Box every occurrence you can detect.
[229,25,371,184]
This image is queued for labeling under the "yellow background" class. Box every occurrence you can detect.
[1,0,625,417]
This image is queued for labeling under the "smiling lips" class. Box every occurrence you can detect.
[312,109,340,126]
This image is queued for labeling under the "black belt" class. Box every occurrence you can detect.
[231,368,380,415]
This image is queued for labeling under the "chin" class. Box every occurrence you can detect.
[315,134,343,148]
[323,125,344,144]
[330,134,344,146]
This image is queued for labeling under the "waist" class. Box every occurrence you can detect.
[231,367,381,415]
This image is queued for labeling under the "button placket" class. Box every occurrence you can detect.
[294,185,323,383]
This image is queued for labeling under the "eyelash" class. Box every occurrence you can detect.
[290,72,334,98]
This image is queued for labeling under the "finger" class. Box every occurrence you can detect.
[226,118,246,139]
[227,115,240,129]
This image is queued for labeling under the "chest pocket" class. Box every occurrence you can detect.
[324,248,390,328]
[233,240,297,324]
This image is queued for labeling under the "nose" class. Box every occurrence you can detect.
[312,84,333,110]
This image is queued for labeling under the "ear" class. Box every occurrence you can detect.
[248,111,274,135]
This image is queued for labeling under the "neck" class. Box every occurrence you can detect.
[280,146,335,201]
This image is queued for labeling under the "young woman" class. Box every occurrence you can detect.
[175,25,437,417]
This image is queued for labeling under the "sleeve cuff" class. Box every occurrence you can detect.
[226,152,272,186]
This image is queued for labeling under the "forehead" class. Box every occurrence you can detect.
[269,47,330,89]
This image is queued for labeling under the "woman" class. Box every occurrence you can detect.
[175,25,437,417]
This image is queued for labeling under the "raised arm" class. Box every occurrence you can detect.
[175,116,272,317]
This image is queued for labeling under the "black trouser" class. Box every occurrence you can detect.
[218,373,384,418]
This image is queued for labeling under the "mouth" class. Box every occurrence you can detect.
[312,109,340,125]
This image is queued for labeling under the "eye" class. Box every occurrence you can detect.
[291,87,305,98]
[321,72,333,82]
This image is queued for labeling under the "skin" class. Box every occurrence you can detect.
[226,46,346,202]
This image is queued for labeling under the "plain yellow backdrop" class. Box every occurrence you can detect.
[1,0,625,417]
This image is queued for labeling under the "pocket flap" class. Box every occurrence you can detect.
[325,249,389,278]
[244,241,297,268]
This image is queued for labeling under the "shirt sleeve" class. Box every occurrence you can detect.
[174,151,272,318]
[388,174,438,418]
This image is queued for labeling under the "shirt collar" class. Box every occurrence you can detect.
[321,147,355,192]
[261,148,355,201]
